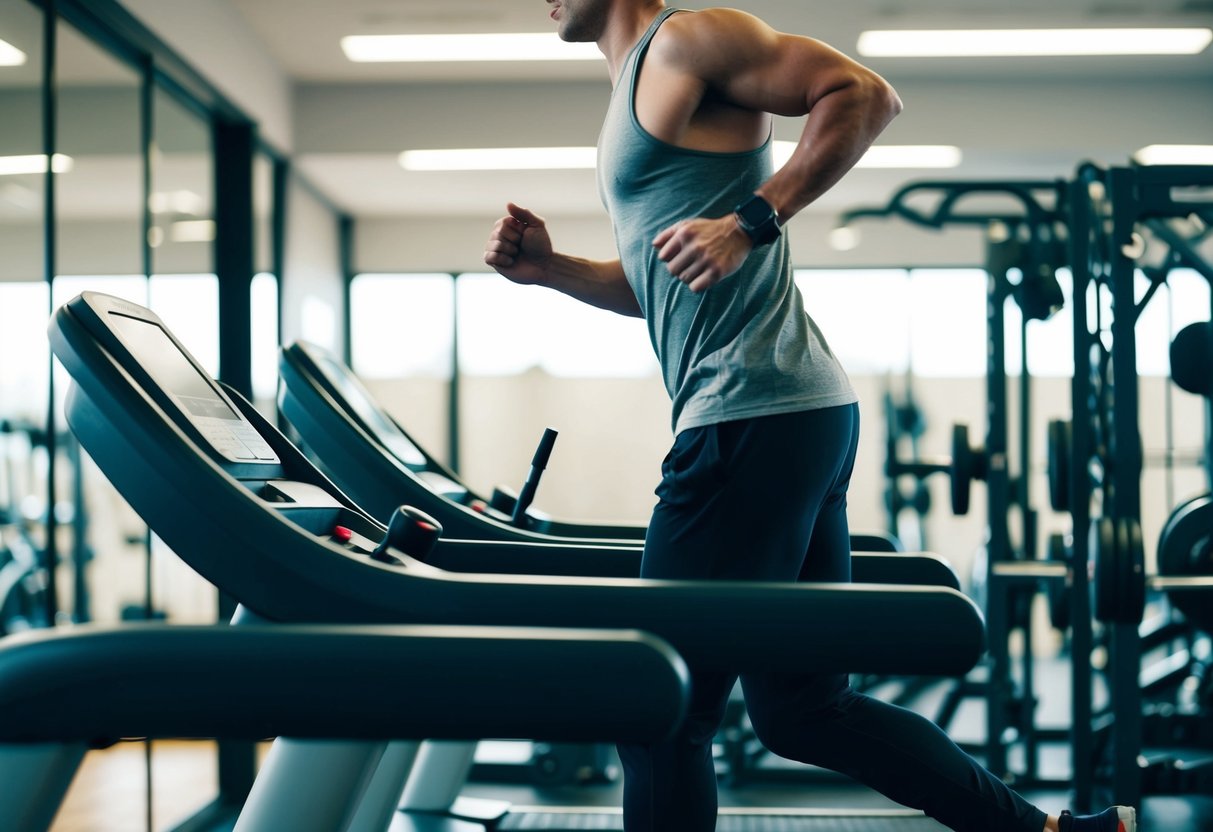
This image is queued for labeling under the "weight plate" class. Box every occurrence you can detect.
[1157,495,1210,576]
[951,423,973,516]
[1170,322,1213,398]
[1092,517,1117,624]
[1046,533,1071,631]
[1047,420,1072,513]
[1119,517,1146,626]
[1157,495,1213,633]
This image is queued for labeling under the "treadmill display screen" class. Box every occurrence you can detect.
[314,352,427,468]
[109,313,240,421]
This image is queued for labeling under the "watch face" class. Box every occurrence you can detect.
[736,195,780,245]
[739,196,774,226]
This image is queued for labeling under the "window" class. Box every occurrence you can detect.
[795,269,911,374]
[251,273,279,403]
[795,268,990,378]
[456,272,656,378]
[906,269,988,378]
[0,282,50,421]
[1139,268,1210,376]
[350,273,454,379]
[1004,270,1074,378]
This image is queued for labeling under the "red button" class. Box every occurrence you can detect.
[332,525,353,543]
[416,521,437,533]
[470,500,487,514]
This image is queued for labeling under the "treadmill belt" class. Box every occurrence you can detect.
[499,810,946,831]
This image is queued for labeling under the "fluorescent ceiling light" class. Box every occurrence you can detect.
[342,33,601,63]
[0,38,25,66]
[1133,144,1213,166]
[0,154,73,175]
[774,142,961,169]
[857,28,1213,57]
[400,147,597,171]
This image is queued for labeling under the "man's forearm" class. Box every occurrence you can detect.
[758,76,902,221]
[542,254,644,318]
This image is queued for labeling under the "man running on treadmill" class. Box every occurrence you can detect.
[485,3,1134,831]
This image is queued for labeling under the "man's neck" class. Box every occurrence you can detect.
[599,1,667,86]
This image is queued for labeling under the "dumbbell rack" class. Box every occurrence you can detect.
[1065,162,1213,811]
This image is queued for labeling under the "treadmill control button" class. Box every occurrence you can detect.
[332,526,353,544]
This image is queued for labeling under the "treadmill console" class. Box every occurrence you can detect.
[54,292,434,565]
[71,294,279,469]
[108,312,278,465]
[305,346,429,470]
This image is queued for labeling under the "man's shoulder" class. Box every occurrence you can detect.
[660,7,765,39]
[650,7,772,72]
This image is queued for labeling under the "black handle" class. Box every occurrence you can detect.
[512,428,559,528]
[374,505,443,562]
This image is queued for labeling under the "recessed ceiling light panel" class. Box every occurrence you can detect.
[343,33,602,63]
[858,28,1213,57]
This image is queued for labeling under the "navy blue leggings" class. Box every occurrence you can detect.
[617,405,1047,832]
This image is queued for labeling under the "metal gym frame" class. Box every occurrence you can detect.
[1066,162,1213,811]
[839,179,1070,791]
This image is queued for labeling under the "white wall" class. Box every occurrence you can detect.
[117,0,294,151]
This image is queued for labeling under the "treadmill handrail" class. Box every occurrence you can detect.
[0,623,688,744]
[427,539,961,589]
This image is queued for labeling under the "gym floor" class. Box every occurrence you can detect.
[47,739,1213,832]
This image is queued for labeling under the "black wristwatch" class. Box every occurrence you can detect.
[733,194,781,247]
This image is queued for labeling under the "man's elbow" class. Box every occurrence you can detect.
[864,73,903,124]
[883,81,904,121]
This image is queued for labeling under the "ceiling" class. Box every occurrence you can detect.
[226,0,1213,219]
[229,0,1213,84]
[3,0,1211,223]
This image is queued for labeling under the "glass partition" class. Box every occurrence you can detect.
[251,151,279,409]
[0,0,46,421]
[48,21,147,626]
[149,88,218,624]
[151,87,213,279]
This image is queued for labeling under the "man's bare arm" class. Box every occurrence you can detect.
[651,11,902,293]
[485,203,643,318]
[689,9,904,221]
[531,253,643,318]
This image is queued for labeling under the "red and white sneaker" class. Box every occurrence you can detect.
[1058,806,1137,832]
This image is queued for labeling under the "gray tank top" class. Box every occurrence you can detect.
[596,8,856,436]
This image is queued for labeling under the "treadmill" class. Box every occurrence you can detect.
[279,341,961,791]
[50,292,983,832]
[279,339,904,555]
[0,622,687,832]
